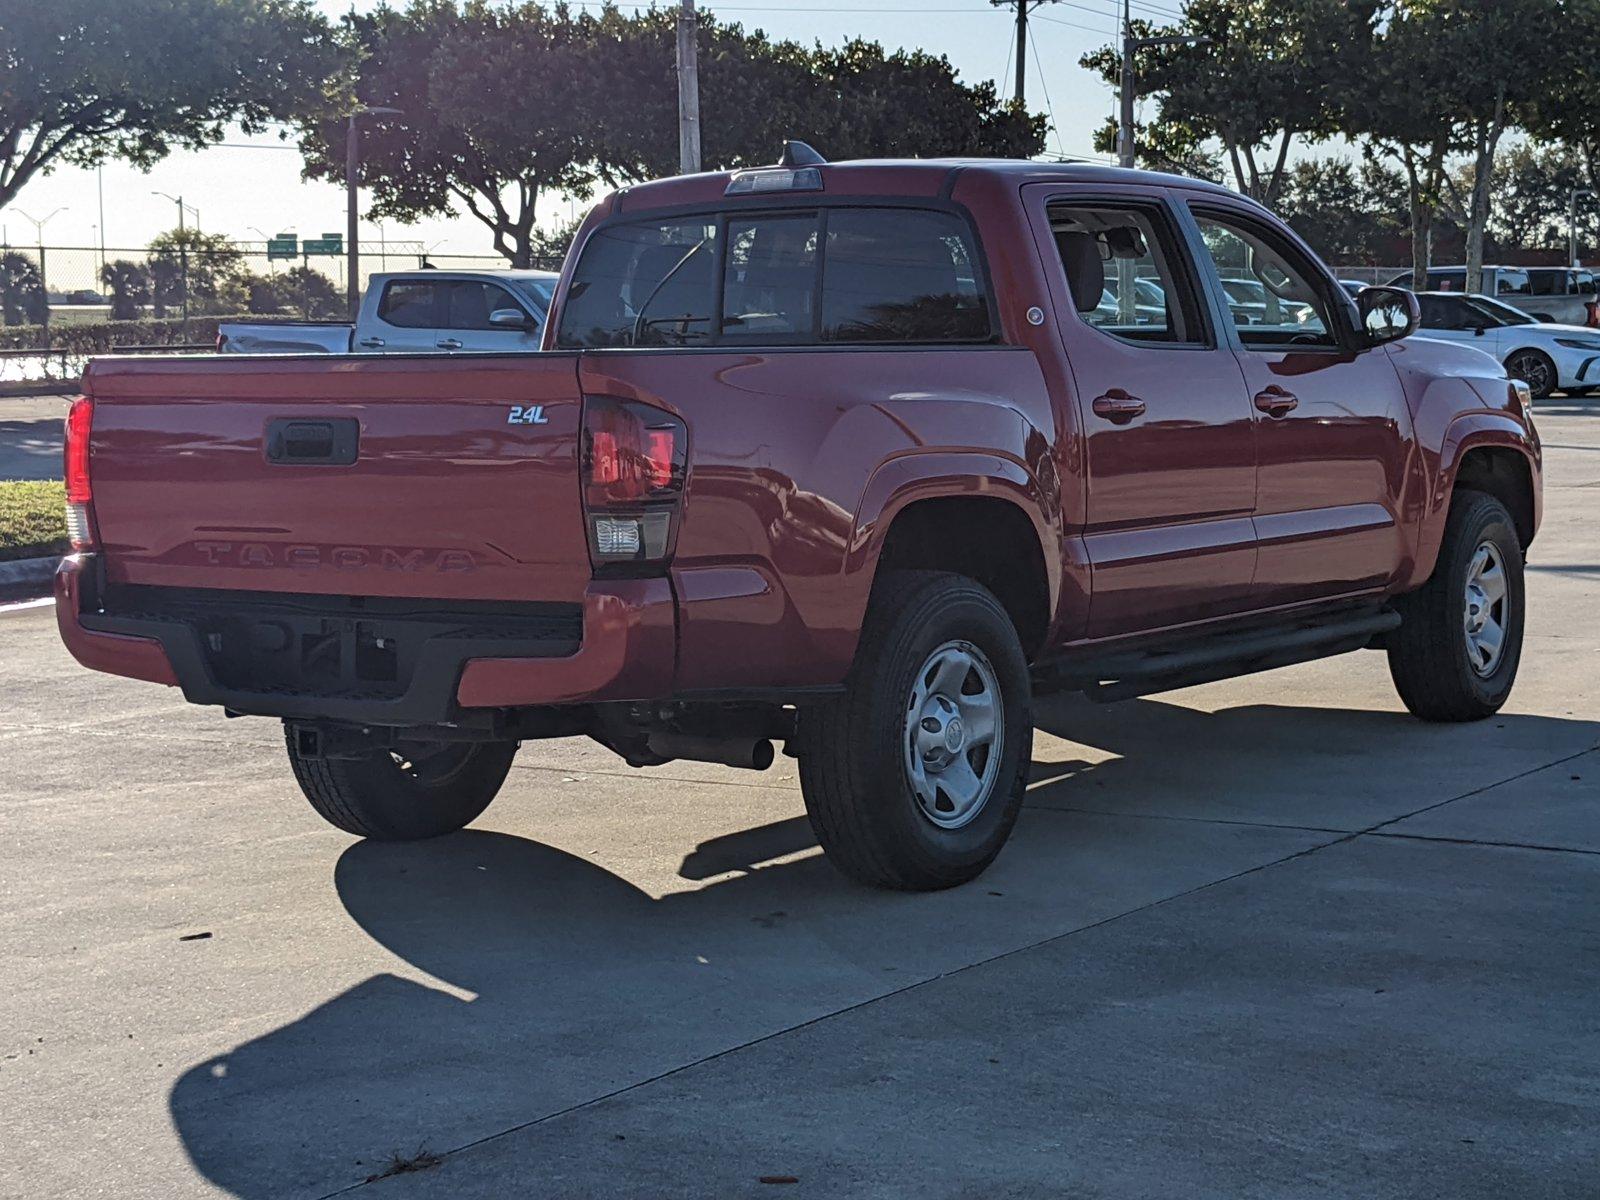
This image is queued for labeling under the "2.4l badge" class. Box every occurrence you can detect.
[507,404,550,425]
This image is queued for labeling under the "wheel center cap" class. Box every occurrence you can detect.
[1466,585,1488,632]
[943,717,965,753]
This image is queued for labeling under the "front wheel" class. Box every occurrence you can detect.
[285,727,517,839]
[799,571,1033,890]
[1387,490,1525,722]
[1504,348,1558,400]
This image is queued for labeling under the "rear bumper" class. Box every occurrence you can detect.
[56,556,676,725]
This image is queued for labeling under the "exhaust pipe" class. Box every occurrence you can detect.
[646,733,775,771]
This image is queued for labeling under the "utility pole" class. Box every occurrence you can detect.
[1569,187,1594,268]
[990,0,1059,103]
[676,0,702,174]
[346,105,403,321]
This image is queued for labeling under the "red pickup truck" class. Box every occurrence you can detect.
[57,149,1541,890]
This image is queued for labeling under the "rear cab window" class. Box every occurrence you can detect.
[555,205,993,349]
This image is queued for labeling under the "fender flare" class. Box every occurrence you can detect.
[1407,412,1540,590]
[845,449,1061,617]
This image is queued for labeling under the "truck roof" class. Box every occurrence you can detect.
[607,157,1240,216]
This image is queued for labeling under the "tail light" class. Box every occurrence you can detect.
[63,395,96,550]
[581,395,687,566]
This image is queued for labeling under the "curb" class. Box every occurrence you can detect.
[0,554,59,589]
[0,381,79,398]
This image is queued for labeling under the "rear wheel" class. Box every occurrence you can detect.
[1504,348,1557,400]
[1387,490,1525,722]
[799,571,1032,890]
[285,728,517,839]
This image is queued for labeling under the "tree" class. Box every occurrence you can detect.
[1487,141,1596,256]
[0,252,48,325]
[99,260,151,320]
[1276,157,1410,262]
[0,0,343,213]
[280,266,342,318]
[1080,0,1380,204]
[769,39,1042,163]
[1526,0,1600,221]
[1355,0,1565,291]
[147,229,247,317]
[301,2,1044,266]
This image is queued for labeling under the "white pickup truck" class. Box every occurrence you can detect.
[216,269,559,354]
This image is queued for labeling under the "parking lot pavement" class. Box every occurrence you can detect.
[3,399,1597,1200]
[0,393,71,482]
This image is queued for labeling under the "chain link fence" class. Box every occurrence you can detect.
[0,242,567,384]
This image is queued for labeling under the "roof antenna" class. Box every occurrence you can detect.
[780,140,827,167]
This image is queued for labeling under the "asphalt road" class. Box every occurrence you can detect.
[0,394,70,481]
[5,398,1599,1199]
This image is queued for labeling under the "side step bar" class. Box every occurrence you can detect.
[1034,606,1401,704]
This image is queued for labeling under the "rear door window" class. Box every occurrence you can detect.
[1044,201,1207,345]
[555,207,990,348]
[377,281,440,328]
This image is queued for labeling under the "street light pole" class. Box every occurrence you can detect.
[346,106,403,322]
[153,191,190,322]
[1570,188,1594,268]
[13,206,65,337]
[1117,26,1211,169]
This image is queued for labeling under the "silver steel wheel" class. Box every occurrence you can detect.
[1463,540,1510,677]
[903,639,1004,830]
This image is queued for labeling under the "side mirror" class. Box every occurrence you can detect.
[489,307,533,330]
[1358,286,1419,345]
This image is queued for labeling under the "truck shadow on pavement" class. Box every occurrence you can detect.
[167,698,1598,1198]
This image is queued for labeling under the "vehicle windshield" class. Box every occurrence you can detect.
[1472,296,1537,326]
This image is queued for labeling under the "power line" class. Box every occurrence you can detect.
[1027,16,1069,160]
[1033,10,1122,35]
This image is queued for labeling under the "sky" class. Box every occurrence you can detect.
[1,0,1187,259]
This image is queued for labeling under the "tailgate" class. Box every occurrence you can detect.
[84,353,590,603]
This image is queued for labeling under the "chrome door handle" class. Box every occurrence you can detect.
[357,337,385,348]
[1091,390,1147,423]
[1254,386,1299,416]
[436,338,463,350]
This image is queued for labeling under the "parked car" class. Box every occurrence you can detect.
[58,149,1540,891]
[217,270,558,354]
[1522,266,1598,325]
[1387,265,1533,303]
[1412,290,1600,397]
[1218,274,1312,325]
[1338,279,1368,298]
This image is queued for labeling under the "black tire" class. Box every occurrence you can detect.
[1504,348,1558,400]
[798,570,1033,891]
[285,728,517,839]
[1387,490,1525,722]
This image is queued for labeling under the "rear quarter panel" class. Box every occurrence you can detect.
[579,348,1058,691]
